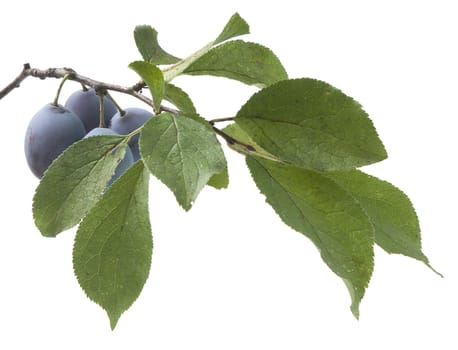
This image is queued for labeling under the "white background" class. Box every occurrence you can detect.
[0,0,456,349]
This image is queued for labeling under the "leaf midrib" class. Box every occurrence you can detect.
[240,116,383,162]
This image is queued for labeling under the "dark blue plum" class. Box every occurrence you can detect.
[65,88,117,132]
[24,104,86,178]
[109,107,153,161]
[85,128,134,186]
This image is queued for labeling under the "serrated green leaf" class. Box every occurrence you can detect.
[73,161,152,330]
[214,13,250,45]
[324,170,441,275]
[236,78,387,171]
[129,61,165,113]
[134,25,181,65]
[140,113,226,210]
[161,113,228,190]
[33,135,128,237]
[207,165,229,189]
[164,83,196,114]
[184,40,287,88]
[246,157,375,318]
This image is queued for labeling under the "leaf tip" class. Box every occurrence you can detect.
[180,200,193,212]
[351,303,360,320]
[108,311,121,330]
[232,12,250,31]
[214,12,250,44]
[343,278,365,321]
[425,262,444,278]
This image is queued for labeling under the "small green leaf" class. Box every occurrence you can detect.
[73,161,152,330]
[325,170,441,275]
[184,40,287,88]
[134,25,181,64]
[214,13,250,45]
[236,78,387,171]
[129,61,165,113]
[207,166,229,189]
[33,135,128,237]
[247,157,375,318]
[164,83,196,114]
[140,113,226,210]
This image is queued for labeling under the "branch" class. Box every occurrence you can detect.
[0,64,258,156]
[0,64,155,109]
[209,117,235,125]
[212,126,256,152]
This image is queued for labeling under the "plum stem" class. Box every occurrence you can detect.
[105,92,125,117]
[97,93,105,128]
[52,74,72,106]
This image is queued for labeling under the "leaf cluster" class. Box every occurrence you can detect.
[31,13,439,329]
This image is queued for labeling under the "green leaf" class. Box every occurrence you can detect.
[214,12,250,45]
[162,13,249,82]
[133,25,181,65]
[164,83,196,114]
[129,61,165,113]
[246,157,374,318]
[236,78,387,171]
[324,170,441,275]
[33,135,128,237]
[73,161,152,330]
[184,40,288,88]
[140,113,226,210]
[207,166,229,189]
[164,113,228,190]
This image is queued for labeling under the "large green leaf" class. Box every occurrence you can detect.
[247,157,375,318]
[184,40,288,88]
[214,12,250,45]
[73,161,152,330]
[33,135,128,237]
[164,83,196,114]
[325,170,440,275]
[133,25,181,65]
[140,113,226,210]
[236,78,387,171]
[129,61,165,113]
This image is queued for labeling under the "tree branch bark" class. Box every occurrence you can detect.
[0,64,154,108]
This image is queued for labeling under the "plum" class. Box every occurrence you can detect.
[24,104,86,178]
[109,107,153,161]
[84,128,134,186]
[65,88,117,131]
